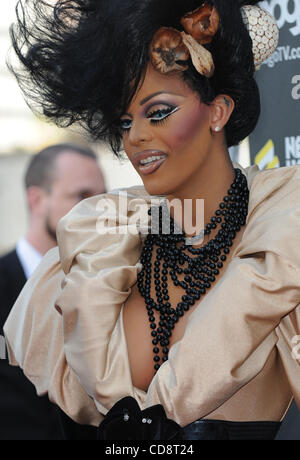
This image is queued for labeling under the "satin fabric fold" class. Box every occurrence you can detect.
[4,164,300,426]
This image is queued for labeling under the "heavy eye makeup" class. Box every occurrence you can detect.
[120,102,179,132]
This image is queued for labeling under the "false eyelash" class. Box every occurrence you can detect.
[119,119,132,132]
[150,117,169,127]
[120,117,168,132]
[120,106,178,132]
[147,106,177,122]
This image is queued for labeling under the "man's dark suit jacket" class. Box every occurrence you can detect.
[0,249,97,440]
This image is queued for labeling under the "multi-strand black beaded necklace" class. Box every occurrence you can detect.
[137,168,249,373]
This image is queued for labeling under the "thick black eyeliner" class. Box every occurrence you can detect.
[147,106,176,118]
[120,105,179,132]
[149,110,175,125]
[144,100,178,115]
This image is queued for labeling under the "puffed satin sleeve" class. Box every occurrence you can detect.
[3,247,103,425]
[4,189,150,424]
[55,191,149,415]
[275,305,300,409]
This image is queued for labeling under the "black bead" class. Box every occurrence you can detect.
[138,170,249,370]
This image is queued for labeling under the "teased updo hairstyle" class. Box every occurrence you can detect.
[10,0,261,155]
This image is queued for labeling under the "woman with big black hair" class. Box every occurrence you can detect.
[4,0,300,440]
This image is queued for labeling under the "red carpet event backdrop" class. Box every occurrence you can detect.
[249,0,300,169]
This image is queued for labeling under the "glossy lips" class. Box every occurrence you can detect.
[133,150,167,175]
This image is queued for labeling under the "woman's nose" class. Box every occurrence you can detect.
[128,120,153,146]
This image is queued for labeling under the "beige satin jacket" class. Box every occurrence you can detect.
[4,164,300,427]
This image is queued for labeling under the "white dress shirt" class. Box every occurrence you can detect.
[16,237,43,280]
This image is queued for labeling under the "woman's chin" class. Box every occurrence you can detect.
[142,180,172,197]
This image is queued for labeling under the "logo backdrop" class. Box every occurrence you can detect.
[248,0,300,169]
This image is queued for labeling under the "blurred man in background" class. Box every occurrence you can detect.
[0,143,106,439]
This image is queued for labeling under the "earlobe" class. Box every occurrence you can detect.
[210,94,235,133]
[27,186,47,217]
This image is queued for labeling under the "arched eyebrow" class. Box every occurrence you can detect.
[140,91,181,106]
[121,91,182,117]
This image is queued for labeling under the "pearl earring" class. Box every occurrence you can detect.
[214,126,221,132]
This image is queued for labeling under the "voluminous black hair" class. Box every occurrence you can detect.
[9,0,261,155]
